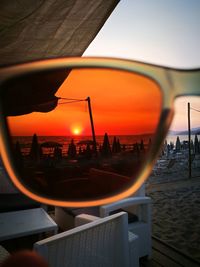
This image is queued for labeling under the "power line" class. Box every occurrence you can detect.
[57,97,86,105]
[190,106,200,113]
[58,97,86,101]
[58,100,85,105]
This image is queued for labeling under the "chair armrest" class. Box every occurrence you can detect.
[75,213,100,227]
[100,197,151,217]
[0,245,10,265]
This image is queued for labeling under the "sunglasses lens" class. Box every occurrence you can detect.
[3,68,162,201]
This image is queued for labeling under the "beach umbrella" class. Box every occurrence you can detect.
[0,0,119,115]
[117,138,121,152]
[112,136,118,153]
[194,135,199,154]
[101,133,111,157]
[175,136,181,152]
[140,139,144,150]
[41,141,63,148]
[29,133,40,161]
[67,139,77,158]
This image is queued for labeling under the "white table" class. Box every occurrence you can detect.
[0,208,58,241]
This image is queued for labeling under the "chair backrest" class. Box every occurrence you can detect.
[34,212,130,267]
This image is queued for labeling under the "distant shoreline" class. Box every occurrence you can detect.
[166,133,198,143]
[169,127,200,136]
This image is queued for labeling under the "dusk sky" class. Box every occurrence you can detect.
[84,0,200,131]
[8,0,200,135]
[8,69,161,136]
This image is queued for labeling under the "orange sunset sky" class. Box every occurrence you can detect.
[8,69,162,137]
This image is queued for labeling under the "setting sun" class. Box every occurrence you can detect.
[71,126,82,135]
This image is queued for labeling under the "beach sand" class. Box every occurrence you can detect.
[146,168,200,263]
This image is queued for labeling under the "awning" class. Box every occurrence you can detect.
[0,0,119,115]
[0,0,119,66]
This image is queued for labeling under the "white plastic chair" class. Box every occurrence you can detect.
[100,196,152,259]
[54,182,151,259]
[34,212,139,267]
[54,181,146,230]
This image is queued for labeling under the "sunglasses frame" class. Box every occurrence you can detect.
[0,57,199,207]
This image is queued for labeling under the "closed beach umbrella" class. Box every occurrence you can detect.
[194,134,199,154]
[29,133,40,161]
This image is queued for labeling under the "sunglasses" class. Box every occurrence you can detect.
[0,57,199,207]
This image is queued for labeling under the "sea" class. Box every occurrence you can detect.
[13,133,198,146]
[13,134,152,154]
[12,133,199,155]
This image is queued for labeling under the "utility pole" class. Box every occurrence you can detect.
[86,97,97,154]
[188,102,192,179]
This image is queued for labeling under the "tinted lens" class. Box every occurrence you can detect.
[3,68,162,201]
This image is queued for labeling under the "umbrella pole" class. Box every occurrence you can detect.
[188,102,192,179]
[86,97,97,155]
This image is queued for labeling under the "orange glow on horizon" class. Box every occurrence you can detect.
[7,68,162,136]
